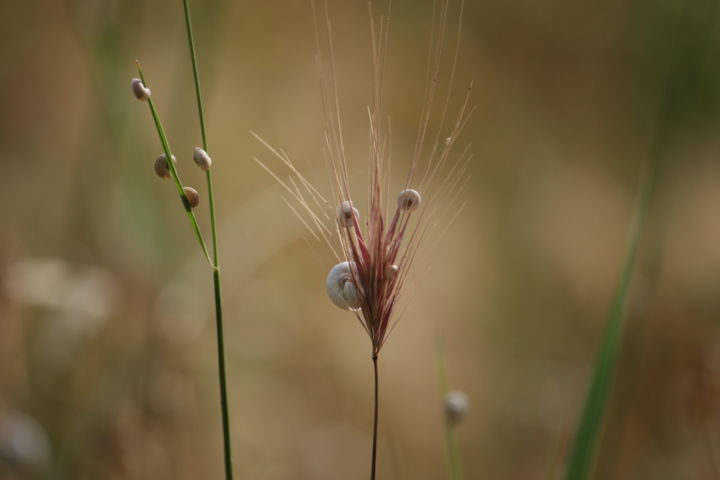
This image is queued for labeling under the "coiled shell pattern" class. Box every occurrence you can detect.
[326,261,362,310]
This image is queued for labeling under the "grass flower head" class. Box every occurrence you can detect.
[255,0,473,360]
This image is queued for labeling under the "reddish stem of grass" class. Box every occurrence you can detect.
[371,354,379,480]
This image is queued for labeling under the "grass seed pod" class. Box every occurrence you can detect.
[154,154,176,179]
[397,188,421,212]
[193,147,212,171]
[326,261,362,310]
[131,78,151,101]
[444,390,469,426]
[182,186,200,209]
[337,201,359,227]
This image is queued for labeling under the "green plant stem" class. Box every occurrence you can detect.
[445,427,462,480]
[182,0,208,152]
[436,338,463,480]
[563,165,655,480]
[371,354,379,480]
[212,267,233,480]
[180,1,234,479]
[136,64,212,266]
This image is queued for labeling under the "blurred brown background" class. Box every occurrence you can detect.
[1,0,720,479]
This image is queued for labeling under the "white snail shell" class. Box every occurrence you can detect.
[131,78,151,101]
[444,390,469,426]
[326,261,362,310]
[337,201,359,227]
[384,264,399,280]
[193,147,212,171]
[397,188,421,212]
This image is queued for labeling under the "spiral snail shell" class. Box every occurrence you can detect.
[131,78,151,101]
[336,201,359,227]
[154,153,177,179]
[326,261,362,310]
[193,147,212,171]
[182,186,200,209]
[397,188,421,211]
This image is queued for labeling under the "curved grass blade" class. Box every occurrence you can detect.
[563,166,655,480]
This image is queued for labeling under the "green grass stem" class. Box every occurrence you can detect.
[436,338,463,480]
[563,165,655,480]
[180,1,234,479]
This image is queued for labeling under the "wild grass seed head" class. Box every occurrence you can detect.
[254,0,472,358]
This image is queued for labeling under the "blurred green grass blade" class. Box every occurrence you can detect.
[436,338,463,480]
[563,167,655,480]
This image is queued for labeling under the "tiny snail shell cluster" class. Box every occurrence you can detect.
[131,78,151,101]
[326,261,362,310]
[154,153,176,179]
[337,200,359,227]
[397,188,421,211]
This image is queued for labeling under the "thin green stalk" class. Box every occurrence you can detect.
[563,165,655,480]
[371,354,379,480]
[445,427,462,480]
[180,2,234,479]
[136,64,212,266]
[182,0,208,152]
[436,339,463,480]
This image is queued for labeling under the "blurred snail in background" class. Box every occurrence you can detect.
[444,389,469,426]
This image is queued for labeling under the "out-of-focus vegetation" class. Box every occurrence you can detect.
[2,0,720,479]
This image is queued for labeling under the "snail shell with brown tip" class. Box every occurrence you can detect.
[336,201,359,227]
[397,188,421,211]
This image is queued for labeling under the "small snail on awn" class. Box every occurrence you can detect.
[337,200,359,227]
[326,261,362,310]
[397,188,421,212]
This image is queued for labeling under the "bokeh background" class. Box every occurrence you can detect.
[2,0,720,478]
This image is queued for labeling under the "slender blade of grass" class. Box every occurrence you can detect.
[563,165,655,480]
[436,338,463,480]
[563,2,720,473]
[179,1,234,479]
